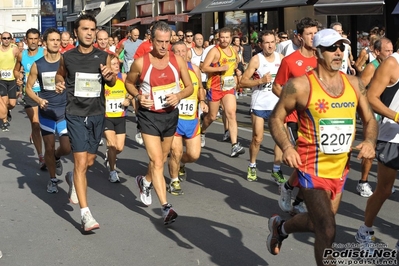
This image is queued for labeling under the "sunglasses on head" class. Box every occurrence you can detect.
[2,37,11,40]
[322,43,345,52]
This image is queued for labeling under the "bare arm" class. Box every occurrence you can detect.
[201,48,228,73]
[367,57,399,121]
[174,55,194,102]
[272,83,283,97]
[354,49,368,73]
[115,42,124,56]
[239,54,263,88]
[101,54,116,87]
[268,78,306,168]
[193,64,208,113]
[55,56,66,94]
[349,76,377,159]
[13,53,23,86]
[25,63,44,107]
[359,63,376,87]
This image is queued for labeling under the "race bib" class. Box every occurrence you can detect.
[41,71,56,91]
[74,72,102,98]
[178,98,196,116]
[106,97,124,113]
[152,82,180,110]
[0,70,12,79]
[260,75,275,91]
[222,76,236,91]
[319,118,354,154]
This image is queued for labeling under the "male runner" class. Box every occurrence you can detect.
[125,22,193,225]
[266,29,377,265]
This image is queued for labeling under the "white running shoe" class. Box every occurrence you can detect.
[290,202,307,216]
[356,181,373,197]
[136,175,152,206]
[65,171,79,204]
[135,132,144,145]
[200,134,206,148]
[109,170,120,183]
[355,227,376,252]
[81,211,99,231]
[278,183,292,212]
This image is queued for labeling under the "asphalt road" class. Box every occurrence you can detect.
[0,95,397,266]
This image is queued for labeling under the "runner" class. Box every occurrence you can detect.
[266,28,377,265]
[0,31,19,132]
[355,46,399,252]
[357,37,393,198]
[103,53,131,183]
[14,28,46,169]
[239,30,283,181]
[125,21,193,225]
[167,41,208,195]
[55,14,116,232]
[25,27,71,193]
[200,27,245,157]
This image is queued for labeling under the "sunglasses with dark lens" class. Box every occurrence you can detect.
[323,43,345,52]
[2,37,11,40]
[186,35,193,37]
[281,36,288,39]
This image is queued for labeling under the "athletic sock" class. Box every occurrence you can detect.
[284,182,294,191]
[293,196,303,206]
[170,177,179,183]
[249,162,256,168]
[80,207,90,217]
[273,164,280,172]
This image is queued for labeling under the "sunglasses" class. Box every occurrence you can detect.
[2,37,11,40]
[322,43,345,52]
[186,35,193,37]
[280,36,288,39]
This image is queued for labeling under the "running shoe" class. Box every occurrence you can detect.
[65,171,79,204]
[81,211,100,231]
[136,175,152,206]
[356,181,373,197]
[46,179,59,193]
[135,132,144,145]
[247,166,257,182]
[55,159,63,176]
[290,202,307,216]
[109,170,120,183]
[178,165,186,182]
[1,123,9,132]
[271,170,286,185]
[222,130,230,142]
[231,142,245,157]
[355,227,376,252]
[266,215,288,255]
[200,134,206,148]
[162,203,178,225]
[39,154,47,170]
[278,183,292,213]
[167,180,183,196]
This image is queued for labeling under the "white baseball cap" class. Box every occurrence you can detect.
[313,28,350,48]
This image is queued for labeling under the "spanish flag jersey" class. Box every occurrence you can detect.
[297,71,358,179]
[178,62,199,120]
[206,45,236,91]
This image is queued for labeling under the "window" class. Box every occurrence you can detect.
[14,0,23,8]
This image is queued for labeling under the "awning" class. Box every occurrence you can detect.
[66,13,79,22]
[241,0,308,11]
[190,0,249,14]
[314,0,385,16]
[112,18,141,27]
[96,1,128,26]
[392,1,399,14]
